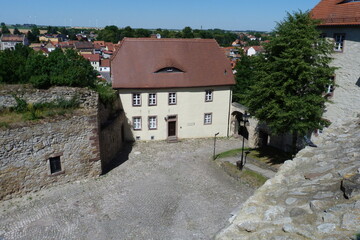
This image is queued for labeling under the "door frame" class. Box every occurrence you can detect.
[167,115,178,138]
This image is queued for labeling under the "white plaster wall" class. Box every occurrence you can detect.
[321,27,360,122]
[118,86,232,141]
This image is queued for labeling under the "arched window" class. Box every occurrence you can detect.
[154,67,184,73]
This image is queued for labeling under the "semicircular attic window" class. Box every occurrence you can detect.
[155,67,184,73]
[338,0,360,3]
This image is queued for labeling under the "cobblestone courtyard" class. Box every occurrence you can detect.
[0,138,254,240]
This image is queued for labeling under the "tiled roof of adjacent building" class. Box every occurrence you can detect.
[74,41,94,49]
[311,0,360,26]
[0,34,25,42]
[101,59,110,67]
[82,54,100,62]
[112,38,235,89]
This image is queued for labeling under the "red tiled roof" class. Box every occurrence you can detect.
[112,38,235,89]
[101,59,110,67]
[74,41,94,49]
[311,0,360,26]
[0,34,25,42]
[94,41,105,46]
[82,54,100,62]
[105,42,115,51]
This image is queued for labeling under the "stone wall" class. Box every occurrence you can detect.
[0,84,98,109]
[216,118,360,240]
[0,86,126,200]
[98,96,128,172]
[320,26,360,122]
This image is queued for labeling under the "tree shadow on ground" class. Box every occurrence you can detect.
[250,146,293,166]
[101,141,134,175]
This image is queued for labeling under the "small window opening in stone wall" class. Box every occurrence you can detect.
[49,156,62,174]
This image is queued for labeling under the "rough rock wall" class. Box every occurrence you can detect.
[216,118,360,240]
[0,85,98,109]
[0,86,103,200]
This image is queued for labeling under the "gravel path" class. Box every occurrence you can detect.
[0,138,255,240]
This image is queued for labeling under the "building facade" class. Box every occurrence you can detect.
[311,0,360,122]
[112,38,235,141]
[0,34,29,50]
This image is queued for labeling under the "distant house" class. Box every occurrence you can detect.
[82,54,100,71]
[39,35,60,43]
[0,34,29,50]
[99,59,110,72]
[243,46,264,56]
[74,41,94,54]
[112,38,235,141]
[44,42,56,52]
[222,47,242,60]
[311,0,360,122]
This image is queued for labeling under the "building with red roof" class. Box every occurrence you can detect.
[311,0,360,123]
[111,38,235,141]
[0,34,29,50]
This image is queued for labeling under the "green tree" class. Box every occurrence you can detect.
[1,23,10,34]
[182,26,194,38]
[232,52,258,104]
[246,11,335,154]
[13,27,21,35]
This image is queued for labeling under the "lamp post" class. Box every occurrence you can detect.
[237,112,250,170]
[213,132,219,160]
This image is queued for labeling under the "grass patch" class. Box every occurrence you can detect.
[219,161,267,188]
[0,95,80,127]
[215,148,250,159]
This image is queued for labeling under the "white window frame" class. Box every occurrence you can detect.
[133,117,142,130]
[132,93,141,106]
[148,93,157,106]
[334,33,345,52]
[169,92,176,105]
[205,90,213,102]
[148,116,157,130]
[204,113,212,125]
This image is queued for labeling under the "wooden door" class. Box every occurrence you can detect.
[168,121,176,137]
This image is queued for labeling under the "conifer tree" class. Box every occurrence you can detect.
[246,11,335,154]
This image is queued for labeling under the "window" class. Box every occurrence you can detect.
[132,93,141,106]
[169,92,176,105]
[334,34,345,52]
[148,93,157,106]
[133,117,142,130]
[204,113,212,125]
[149,116,157,130]
[205,90,213,102]
[49,156,62,174]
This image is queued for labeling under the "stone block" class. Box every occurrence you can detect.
[317,223,336,233]
[341,213,360,231]
[341,173,360,199]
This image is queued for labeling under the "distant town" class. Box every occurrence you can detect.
[0,22,271,82]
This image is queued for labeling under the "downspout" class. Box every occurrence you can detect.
[227,88,232,137]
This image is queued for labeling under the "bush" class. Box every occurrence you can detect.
[30,74,50,89]
[12,95,27,113]
[94,81,117,104]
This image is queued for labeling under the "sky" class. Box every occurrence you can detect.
[1,0,321,31]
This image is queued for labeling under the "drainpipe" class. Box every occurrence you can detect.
[227,89,232,137]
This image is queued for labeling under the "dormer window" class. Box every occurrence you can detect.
[155,67,183,73]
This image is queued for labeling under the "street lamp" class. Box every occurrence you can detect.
[236,112,250,170]
[213,132,220,160]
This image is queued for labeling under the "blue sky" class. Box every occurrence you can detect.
[1,0,321,31]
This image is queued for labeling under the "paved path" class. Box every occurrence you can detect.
[0,138,254,240]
